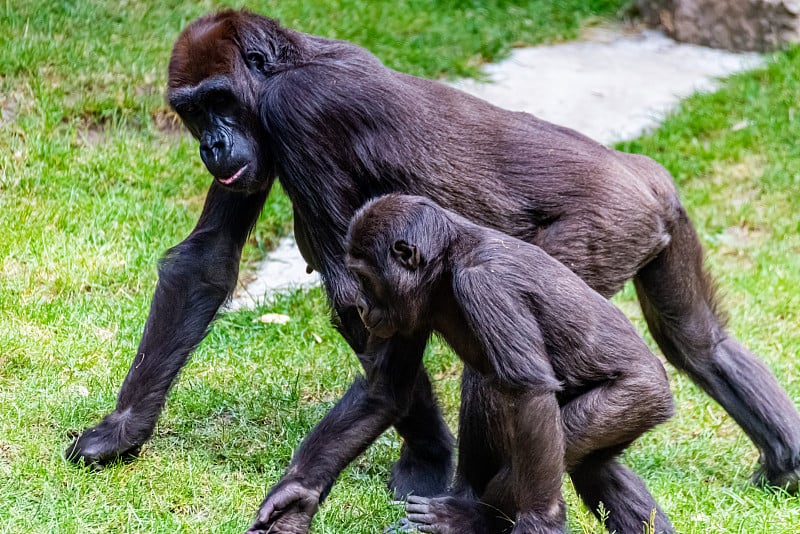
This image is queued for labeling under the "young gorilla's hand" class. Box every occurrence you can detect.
[247,478,320,534]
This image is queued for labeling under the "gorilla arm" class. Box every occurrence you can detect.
[248,332,430,534]
[66,184,268,465]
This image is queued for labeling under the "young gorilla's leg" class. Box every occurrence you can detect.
[392,369,507,534]
[635,209,800,491]
[561,366,674,533]
[335,307,454,498]
[561,366,673,469]
[571,451,672,534]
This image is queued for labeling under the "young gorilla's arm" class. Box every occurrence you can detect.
[451,265,566,528]
[452,265,561,394]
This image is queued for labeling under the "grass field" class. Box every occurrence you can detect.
[1,0,798,532]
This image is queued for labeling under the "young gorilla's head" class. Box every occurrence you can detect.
[345,194,453,338]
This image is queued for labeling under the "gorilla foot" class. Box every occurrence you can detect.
[65,409,148,467]
[399,495,499,534]
[389,447,453,498]
[751,459,800,493]
[247,479,319,534]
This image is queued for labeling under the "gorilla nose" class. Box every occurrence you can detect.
[200,140,223,161]
[199,135,231,175]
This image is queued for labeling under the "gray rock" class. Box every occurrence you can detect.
[638,0,800,51]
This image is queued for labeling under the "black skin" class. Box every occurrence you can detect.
[344,194,675,534]
[64,7,800,531]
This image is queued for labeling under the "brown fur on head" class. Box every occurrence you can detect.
[168,10,302,89]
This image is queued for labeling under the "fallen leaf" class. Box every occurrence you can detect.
[255,313,291,325]
[731,120,749,131]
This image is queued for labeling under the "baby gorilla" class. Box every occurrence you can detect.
[346,194,675,534]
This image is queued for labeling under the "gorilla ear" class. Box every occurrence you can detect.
[391,240,421,271]
[245,50,267,73]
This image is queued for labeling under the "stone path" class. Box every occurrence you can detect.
[226,27,761,311]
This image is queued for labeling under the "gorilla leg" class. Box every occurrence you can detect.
[560,368,674,533]
[389,370,456,497]
[335,306,454,497]
[251,333,432,533]
[571,452,673,534]
[561,369,674,471]
[634,208,800,490]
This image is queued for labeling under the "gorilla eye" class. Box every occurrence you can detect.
[206,90,234,111]
[356,273,372,291]
[176,102,199,117]
[245,50,266,72]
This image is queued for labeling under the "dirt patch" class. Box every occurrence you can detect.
[719,222,769,247]
[0,98,18,127]
[76,119,108,147]
[0,441,17,476]
[709,153,768,207]
[0,85,35,130]
[152,107,185,136]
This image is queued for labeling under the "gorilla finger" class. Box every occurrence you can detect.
[253,502,275,526]
[406,512,438,525]
[405,501,433,514]
[406,494,431,505]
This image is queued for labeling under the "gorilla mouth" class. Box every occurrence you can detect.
[218,164,248,185]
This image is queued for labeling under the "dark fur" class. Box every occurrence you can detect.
[64,7,800,531]
[345,194,675,534]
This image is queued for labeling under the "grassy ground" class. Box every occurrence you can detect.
[1,0,798,532]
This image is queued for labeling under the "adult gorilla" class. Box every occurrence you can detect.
[67,7,800,527]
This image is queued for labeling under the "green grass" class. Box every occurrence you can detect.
[1,0,798,532]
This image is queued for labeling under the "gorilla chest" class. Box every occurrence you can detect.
[435,323,492,376]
